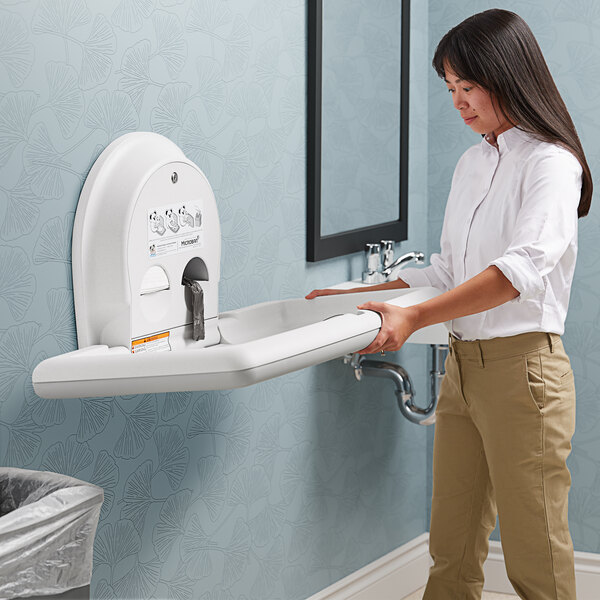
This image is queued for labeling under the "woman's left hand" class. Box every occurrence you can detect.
[356,302,419,354]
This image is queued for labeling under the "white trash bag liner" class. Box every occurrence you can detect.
[0,468,103,599]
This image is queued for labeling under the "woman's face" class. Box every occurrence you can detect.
[444,63,511,138]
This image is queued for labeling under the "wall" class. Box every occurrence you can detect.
[0,1,431,598]
[427,0,600,550]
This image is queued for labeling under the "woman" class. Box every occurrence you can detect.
[307,9,592,599]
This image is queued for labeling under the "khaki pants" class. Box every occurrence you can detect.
[424,331,577,600]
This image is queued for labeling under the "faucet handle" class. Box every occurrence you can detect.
[380,240,395,269]
[362,244,382,284]
[365,243,381,272]
[363,243,383,283]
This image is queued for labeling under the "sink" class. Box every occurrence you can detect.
[32,286,449,399]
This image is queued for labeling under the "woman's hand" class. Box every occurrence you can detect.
[356,302,419,354]
[305,288,352,299]
[306,279,411,300]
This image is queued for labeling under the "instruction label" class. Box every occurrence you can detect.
[131,331,171,354]
[148,201,203,259]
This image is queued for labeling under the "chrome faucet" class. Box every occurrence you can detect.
[381,250,425,280]
[362,243,383,283]
[362,242,425,284]
[381,240,395,270]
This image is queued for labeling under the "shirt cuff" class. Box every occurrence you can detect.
[489,254,546,304]
[395,266,434,289]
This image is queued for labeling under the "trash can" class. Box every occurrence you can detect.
[0,468,103,600]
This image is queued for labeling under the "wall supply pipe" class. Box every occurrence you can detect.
[344,344,448,425]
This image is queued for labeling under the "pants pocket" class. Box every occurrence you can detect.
[559,368,575,391]
[523,351,545,412]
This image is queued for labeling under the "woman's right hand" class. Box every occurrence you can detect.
[305,288,352,299]
[306,278,410,299]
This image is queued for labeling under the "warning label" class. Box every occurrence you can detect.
[148,201,203,258]
[131,331,171,354]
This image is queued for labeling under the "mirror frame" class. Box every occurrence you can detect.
[307,0,410,262]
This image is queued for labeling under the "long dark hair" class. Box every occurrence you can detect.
[433,9,592,218]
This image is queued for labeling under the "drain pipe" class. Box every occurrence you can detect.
[344,344,448,426]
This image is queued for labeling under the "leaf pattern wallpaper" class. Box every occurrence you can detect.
[7,0,599,596]
[0,1,431,598]
[427,0,600,551]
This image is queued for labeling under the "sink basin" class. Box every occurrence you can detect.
[32,286,449,399]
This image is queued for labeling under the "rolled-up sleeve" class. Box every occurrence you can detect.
[488,150,582,304]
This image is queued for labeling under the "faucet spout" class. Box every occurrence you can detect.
[381,251,425,278]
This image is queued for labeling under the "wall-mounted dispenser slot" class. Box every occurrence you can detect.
[182,257,208,281]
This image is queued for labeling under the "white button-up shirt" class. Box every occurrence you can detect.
[399,127,583,341]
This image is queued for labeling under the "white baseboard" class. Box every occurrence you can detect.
[306,533,600,600]
[305,533,430,600]
[483,539,600,599]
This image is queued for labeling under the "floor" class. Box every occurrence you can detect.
[402,586,518,599]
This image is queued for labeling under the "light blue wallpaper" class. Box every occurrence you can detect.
[0,1,431,599]
[427,0,600,551]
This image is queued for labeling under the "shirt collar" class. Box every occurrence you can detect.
[482,126,533,156]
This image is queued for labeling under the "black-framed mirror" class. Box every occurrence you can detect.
[307,0,410,262]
